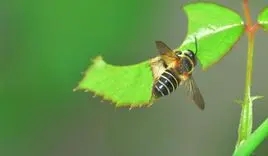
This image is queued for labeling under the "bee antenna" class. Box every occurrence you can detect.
[194,36,198,55]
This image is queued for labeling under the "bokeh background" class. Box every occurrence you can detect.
[1,0,267,155]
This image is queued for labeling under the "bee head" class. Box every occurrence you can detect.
[184,50,197,66]
[176,36,198,66]
[174,50,197,66]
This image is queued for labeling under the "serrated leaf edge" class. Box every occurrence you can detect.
[73,56,155,109]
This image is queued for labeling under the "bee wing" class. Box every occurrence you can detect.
[155,41,173,55]
[183,76,205,110]
[155,41,177,65]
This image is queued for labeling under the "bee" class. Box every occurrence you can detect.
[152,37,205,110]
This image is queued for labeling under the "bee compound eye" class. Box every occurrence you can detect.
[175,51,182,56]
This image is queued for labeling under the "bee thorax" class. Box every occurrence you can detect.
[175,57,194,74]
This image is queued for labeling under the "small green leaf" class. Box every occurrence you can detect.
[176,2,244,69]
[257,7,268,31]
[74,56,154,108]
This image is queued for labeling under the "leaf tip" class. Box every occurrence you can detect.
[73,88,78,92]
[73,85,83,92]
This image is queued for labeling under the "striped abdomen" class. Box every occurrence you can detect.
[153,69,180,98]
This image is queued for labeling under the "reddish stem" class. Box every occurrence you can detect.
[243,0,252,27]
[250,23,260,33]
[243,0,260,33]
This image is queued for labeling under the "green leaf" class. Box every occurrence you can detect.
[257,7,268,31]
[176,2,244,70]
[74,56,154,108]
[233,118,268,156]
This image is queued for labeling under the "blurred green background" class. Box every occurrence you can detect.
[1,0,267,155]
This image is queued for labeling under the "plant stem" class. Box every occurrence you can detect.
[234,118,268,156]
[243,0,252,26]
[235,0,260,148]
[236,31,254,147]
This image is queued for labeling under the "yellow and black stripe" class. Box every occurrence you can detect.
[153,69,180,98]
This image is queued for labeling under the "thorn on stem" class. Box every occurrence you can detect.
[251,95,264,102]
[234,100,243,105]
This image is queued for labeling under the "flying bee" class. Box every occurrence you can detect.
[152,37,205,110]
